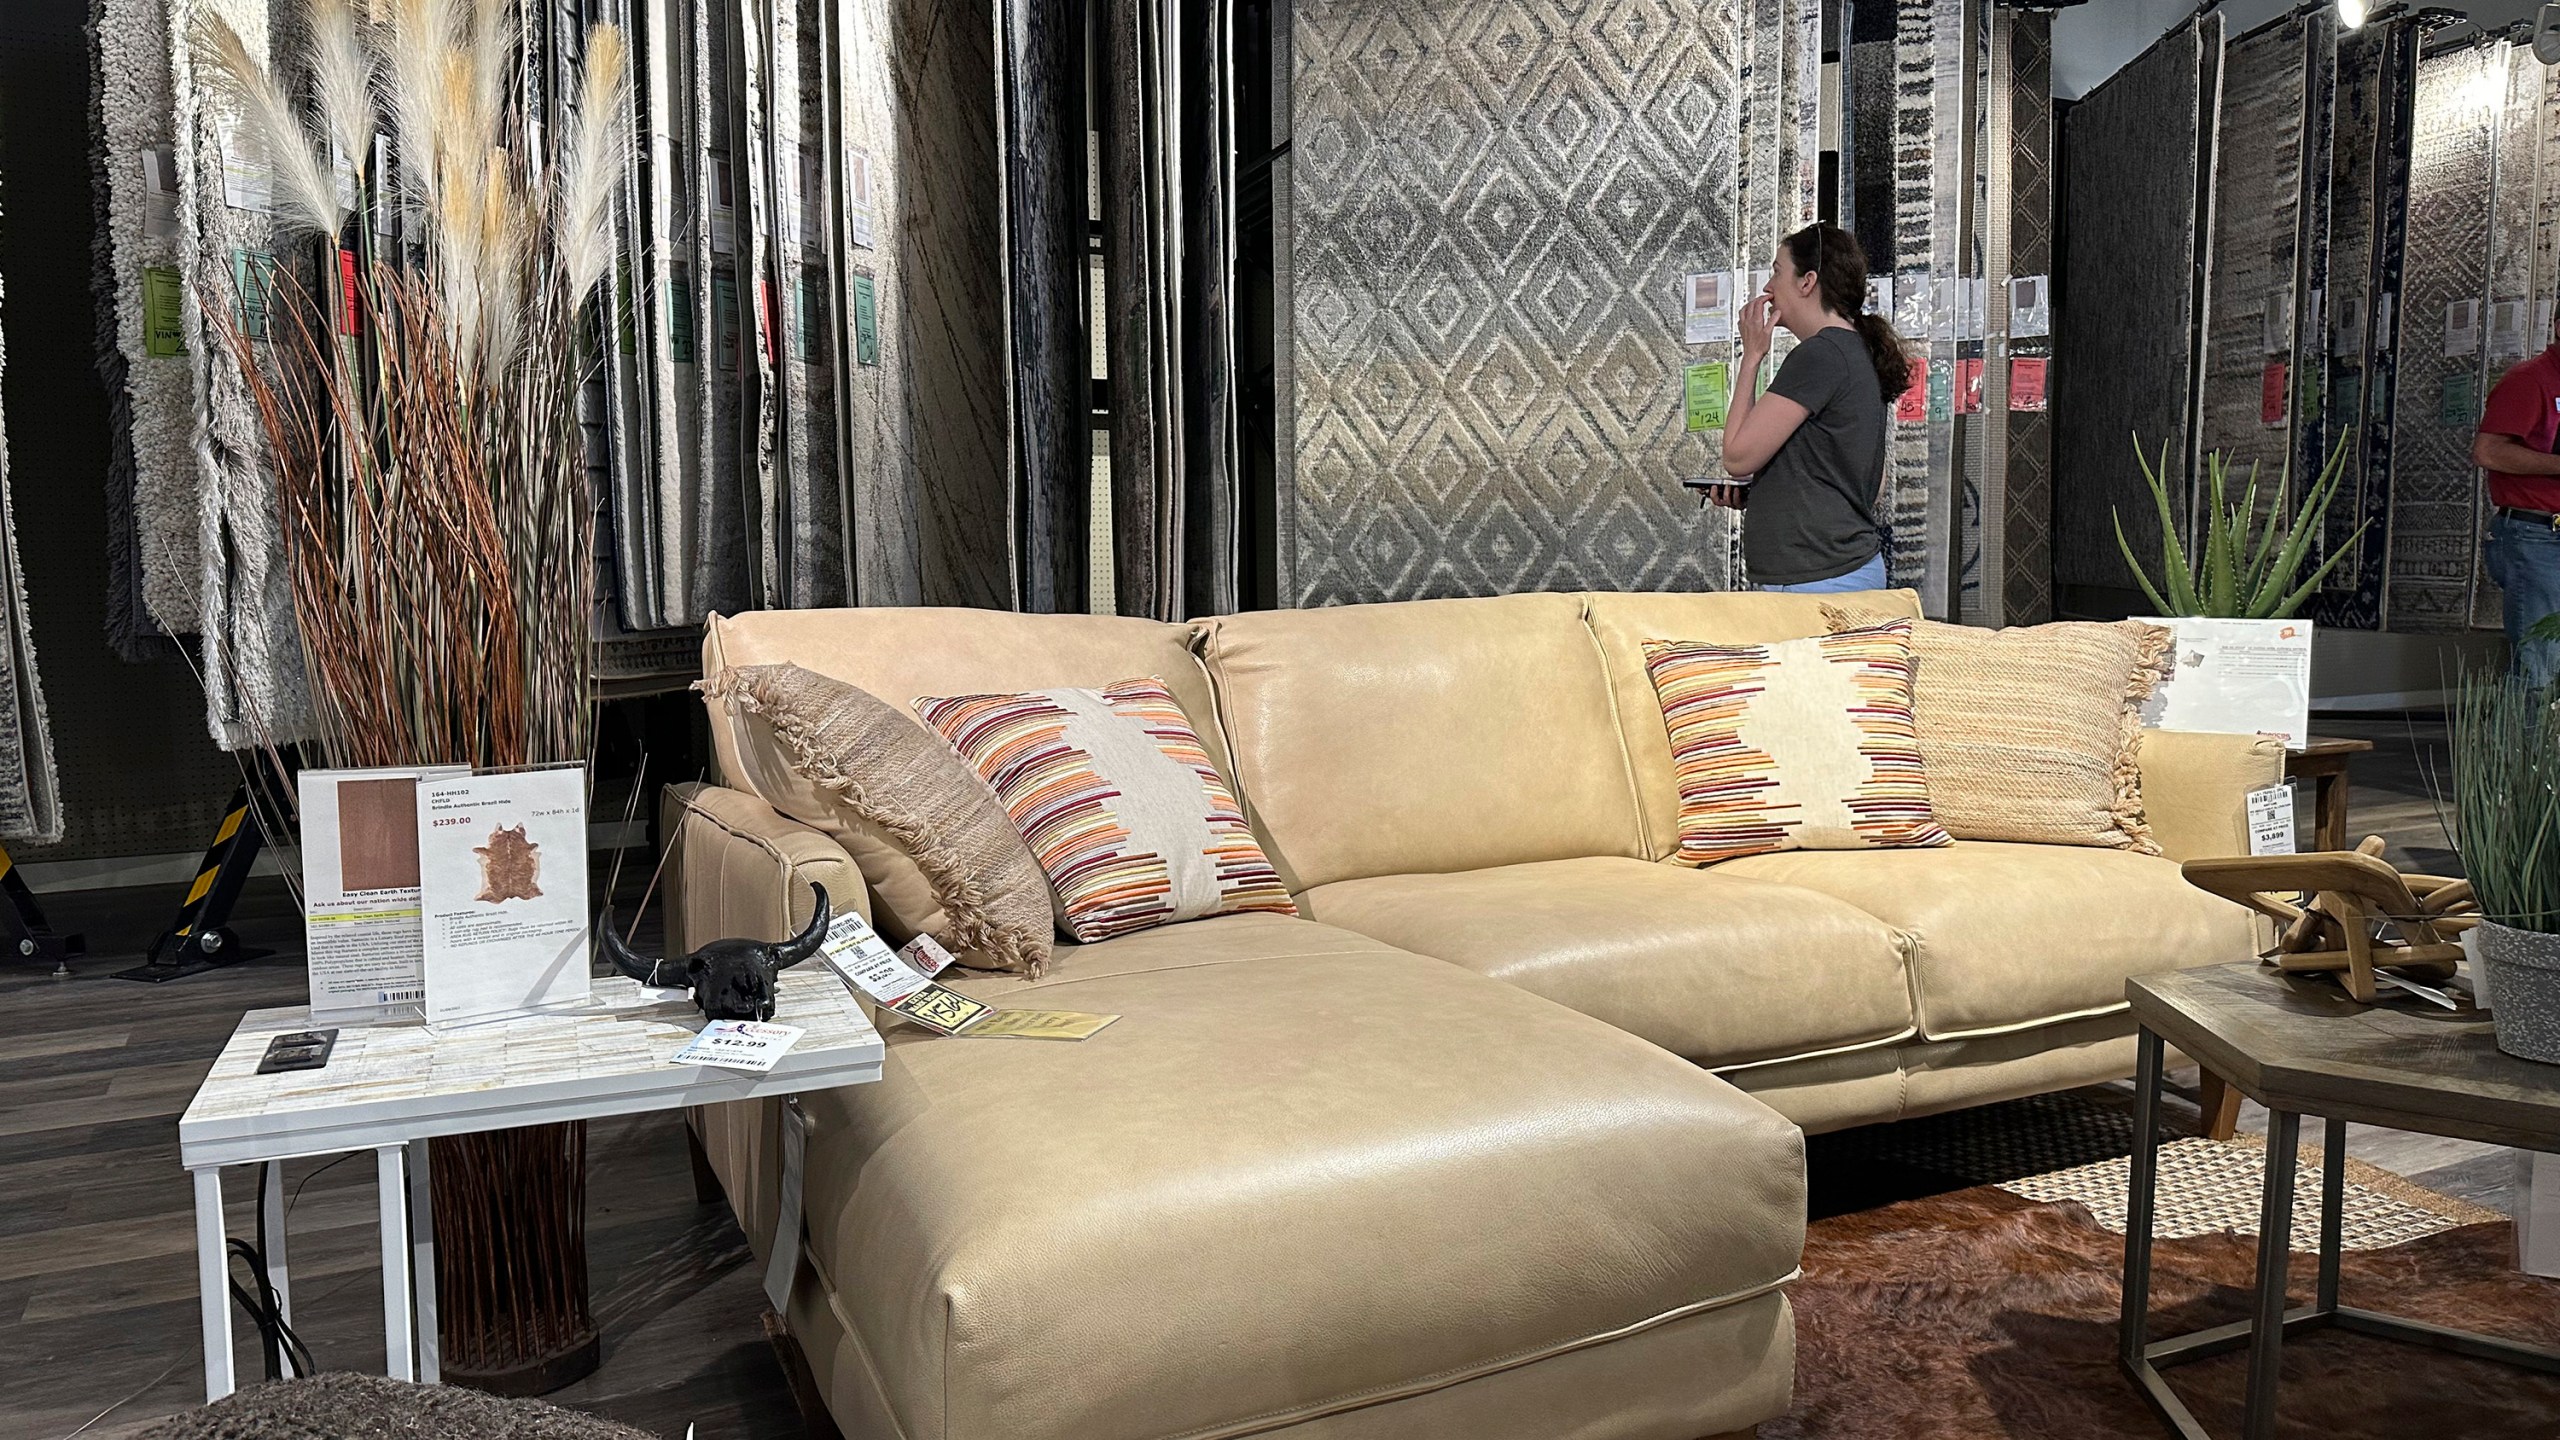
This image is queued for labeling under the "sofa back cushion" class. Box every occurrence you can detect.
[1195,593,1643,891]
[704,609,1238,874]
[1582,588,1924,859]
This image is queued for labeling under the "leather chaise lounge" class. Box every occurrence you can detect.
[663,588,2277,1440]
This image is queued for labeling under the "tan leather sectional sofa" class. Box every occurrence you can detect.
[666,587,2278,1440]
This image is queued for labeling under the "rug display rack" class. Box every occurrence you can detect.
[0,189,67,845]
[2058,8,2560,637]
[89,0,1026,746]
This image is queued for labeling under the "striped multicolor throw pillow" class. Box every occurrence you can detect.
[912,678,1297,943]
[1644,620,1952,866]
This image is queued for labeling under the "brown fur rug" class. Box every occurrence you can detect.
[1772,1186,2560,1439]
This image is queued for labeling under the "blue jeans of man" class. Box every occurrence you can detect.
[2484,511,2560,690]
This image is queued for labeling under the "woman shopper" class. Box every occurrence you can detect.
[1710,222,1912,593]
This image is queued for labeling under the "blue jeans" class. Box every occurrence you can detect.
[2485,512,2560,690]
[1758,552,1890,595]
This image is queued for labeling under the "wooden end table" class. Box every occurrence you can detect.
[178,970,882,1401]
[2120,962,2560,1440]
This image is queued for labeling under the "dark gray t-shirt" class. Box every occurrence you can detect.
[1742,327,1887,585]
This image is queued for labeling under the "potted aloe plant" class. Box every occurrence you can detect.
[2113,435,2368,618]
[2448,667,2560,1062]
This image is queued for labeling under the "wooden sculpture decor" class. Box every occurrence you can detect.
[2181,837,2481,1003]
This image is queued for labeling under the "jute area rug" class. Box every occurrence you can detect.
[1773,1157,2558,1438]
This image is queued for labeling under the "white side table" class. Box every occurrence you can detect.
[178,970,882,1401]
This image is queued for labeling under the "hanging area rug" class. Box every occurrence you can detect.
[1774,1161,2557,1438]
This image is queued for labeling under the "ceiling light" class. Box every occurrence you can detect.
[2338,0,2367,29]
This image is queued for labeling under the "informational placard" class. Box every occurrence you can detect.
[298,765,466,1023]
[143,266,187,358]
[851,274,879,366]
[2009,356,2047,412]
[2246,784,2296,857]
[2138,617,2315,749]
[846,146,877,250]
[2260,361,2289,426]
[417,764,591,1025]
[1684,361,1727,431]
[1682,270,1733,345]
[1867,275,1894,328]
[141,146,180,239]
[2491,297,2530,361]
[2446,298,2480,358]
[1954,357,1984,415]
[2007,274,2049,337]
[1897,358,1929,424]
[2442,372,2478,428]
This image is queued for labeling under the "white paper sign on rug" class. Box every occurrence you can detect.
[417,764,590,1025]
[299,764,467,1023]
[2137,617,2314,750]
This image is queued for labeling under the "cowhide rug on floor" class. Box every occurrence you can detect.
[1772,1185,2560,1439]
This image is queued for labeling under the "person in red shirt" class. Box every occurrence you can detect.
[2470,313,2560,689]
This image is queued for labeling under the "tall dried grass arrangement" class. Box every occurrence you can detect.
[196,1,627,772]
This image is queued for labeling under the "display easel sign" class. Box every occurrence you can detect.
[2137,617,2315,750]
[417,763,591,1025]
[298,764,466,1023]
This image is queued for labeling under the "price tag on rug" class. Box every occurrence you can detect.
[2246,784,2296,857]
[899,933,956,981]
[957,1009,1120,1041]
[671,1020,804,1072]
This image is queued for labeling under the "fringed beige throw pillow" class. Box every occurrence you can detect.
[1823,607,2173,853]
[701,664,1054,975]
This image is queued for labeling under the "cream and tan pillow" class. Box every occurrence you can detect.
[1824,606,2172,853]
[1644,620,1952,865]
[913,677,1298,943]
[701,664,1054,975]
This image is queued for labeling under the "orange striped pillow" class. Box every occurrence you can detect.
[1644,621,1952,866]
[912,678,1297,943]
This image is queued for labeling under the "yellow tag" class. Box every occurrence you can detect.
[887,983,993,1035]
[959,1009,1120,1041]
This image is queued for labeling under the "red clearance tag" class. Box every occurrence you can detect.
[338,249,360,335]
[1897,358,1929,424]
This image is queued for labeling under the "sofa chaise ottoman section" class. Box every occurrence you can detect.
[784,943,1804,1440]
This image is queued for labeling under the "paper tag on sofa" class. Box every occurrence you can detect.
[2246,784,2296,856]
[899,933,956,980]
[957,1009,1119,1041]
[820,911,923,1004]
[887,982,994,1035]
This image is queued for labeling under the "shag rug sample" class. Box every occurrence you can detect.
[0,192,66,844]
[1774,1183,2560,1439]
[136,1372,653,1440]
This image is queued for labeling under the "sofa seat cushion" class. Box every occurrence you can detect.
[1299,857,1915,1068]
[1713,840,2259,1039]
[798,928,1805,1440]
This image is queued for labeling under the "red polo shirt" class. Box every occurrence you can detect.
[2478,346,2560,512]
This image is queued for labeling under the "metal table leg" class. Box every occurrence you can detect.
[2316,1117,2346,1315]
[260,1158,292,1369]
[2120,1029,2163,1367]
[408,1138,439,1383]
[2242,1111,2301,1440]
[377,1145,415,1381]
[193,1167,234,1401]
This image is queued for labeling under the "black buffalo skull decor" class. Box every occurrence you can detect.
[600,883,832,1022]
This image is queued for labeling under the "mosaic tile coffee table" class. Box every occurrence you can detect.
[178,970,882,1401]
[2121,961,2560,1440]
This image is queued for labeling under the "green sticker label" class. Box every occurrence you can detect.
[852,273,878,366]
[1683,361,1727,432]
[231,250,278,341]
[1927,362,1952,421]
[668,263,697,365]
[712,266,740,370]
[144,265,187,357]
[2334,372,2361,423]
[2441,371,2477,427]
[796,265,827,364]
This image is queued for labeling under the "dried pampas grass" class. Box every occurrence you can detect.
[198,2,629,771]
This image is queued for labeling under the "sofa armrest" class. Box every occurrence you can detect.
[661,782,869,1256]
[2136,730,2287,863]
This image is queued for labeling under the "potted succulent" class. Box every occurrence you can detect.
[2448,668,2560,1061]
[2113,435,2368,619]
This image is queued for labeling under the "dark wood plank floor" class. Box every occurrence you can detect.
[0,720,2494,1439]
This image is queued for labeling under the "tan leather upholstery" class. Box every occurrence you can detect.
[1713,840,2259,1039]
[703,604,1234,798]
[1195,594,1645,890]
[1580,588,1925,858]
[799,935,1805,1440]
[1300,856,1914,1067]
[1725,1011,2139,1134]
[2133,728,2288,862]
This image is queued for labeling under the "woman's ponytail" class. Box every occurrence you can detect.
[1783,222,1913,401]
